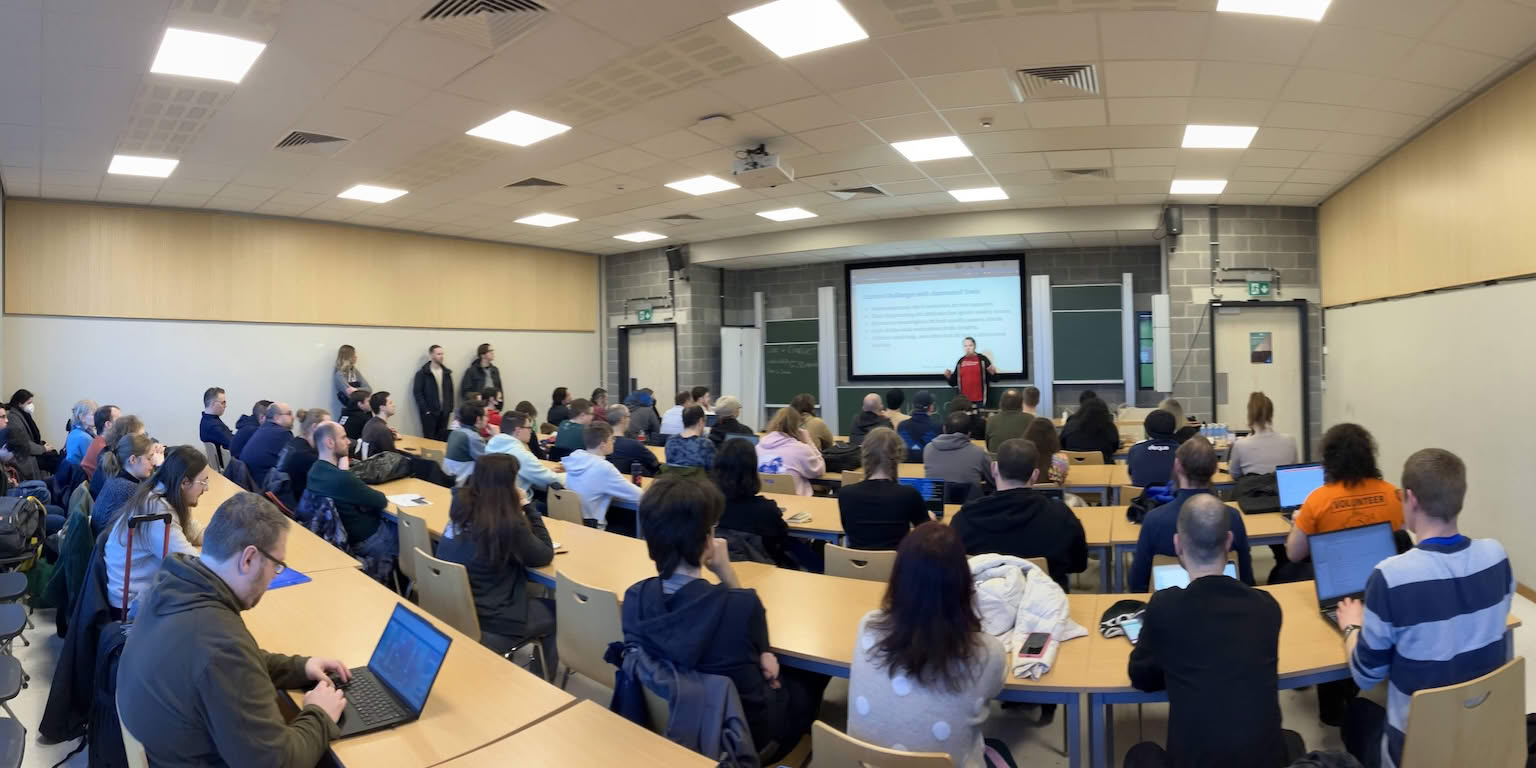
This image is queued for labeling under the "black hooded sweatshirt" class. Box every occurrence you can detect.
[949,487,1089,590]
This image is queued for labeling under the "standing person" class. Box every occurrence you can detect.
[199,387,233,452]
[985,388,1035,453]
[81,404,120,478]
[105,446,210,613]
[1023,417,1070,485]
[361,391,398,457]
[1126,494,1300,768]
[487,410,568,500]
[664,405,715,469]
[64,399,99,464]
[707,396,754,446]
[790,393,834,451]
[942,337,999,408]
[116,492,348,767]
[278,408,329,500]
[837,428,928,550]
[896,391,942,463]
[460,343,502,401]
[1060,397,1119,463]
[624,390,659,440]
[239,402,296,488]
[437,453,557,658]
[849,522,1011,768]
[332,345,368,415]
[883,388,909,432]
[754,408,826,497]
[659,391,693,436]
[950,439,1086,590]
[848,394,893,447]
[1228,392,1299,477]
[411,345,454,441]
[547,387,572,427]
[1338,449,1513,768]
[5,388,56,479]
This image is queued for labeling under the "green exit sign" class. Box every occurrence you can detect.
[1247,281,1271,297]
[637,308,653,322]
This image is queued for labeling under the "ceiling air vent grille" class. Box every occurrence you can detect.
[1015,65,1099,99]
[661,214,703,222]
[274,131,350,156]
[505,177,565,188]
[420,0,550,50]
[826,185,888,201]
[1053,168,1111,181]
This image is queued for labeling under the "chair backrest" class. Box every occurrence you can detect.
[1063,450,1104,465]
[1120,485,1143,502]
[641,684,670,734]
[840,470,865,486]
[547,489,584,525]
[263,491,295,520]
[660,464,705,479]
[1401,656,1526,768]
[825,544,898,582]
[1025,557,1049,573]
[396,509,430,583]
[118,693,150,768]
[413,547,481,642]
[759,473,796,496]
[810,721,952,767]
[202,441,225,472]
[554,570,623,688]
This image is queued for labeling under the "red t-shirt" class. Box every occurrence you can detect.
[957,356,983,402]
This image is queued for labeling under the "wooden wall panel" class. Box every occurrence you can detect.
[3,200,598,331]
[1319,60,1536,307]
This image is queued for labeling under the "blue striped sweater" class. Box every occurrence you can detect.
[1349,536,1513,768]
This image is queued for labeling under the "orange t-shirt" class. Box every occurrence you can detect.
[1293,477,1403,535]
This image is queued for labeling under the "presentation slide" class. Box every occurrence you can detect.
[848,259,1025,379]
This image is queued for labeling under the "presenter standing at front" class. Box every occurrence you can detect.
[943,337,999,406]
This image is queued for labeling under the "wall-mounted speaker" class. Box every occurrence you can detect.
[664,244,688,272]
[1163,207,1183,237]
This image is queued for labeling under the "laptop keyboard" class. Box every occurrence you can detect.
[1322,606,1339,625]
[342,670,407,725]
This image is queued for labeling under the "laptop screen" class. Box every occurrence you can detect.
[1276,463,1326,509]
[369,604,452,714]
[1152,562,1238,591]
[723,433,759,446]
[1311,522,1398,602]
[898,477,947,513]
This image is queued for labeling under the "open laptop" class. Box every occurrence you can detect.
[332,603,453,738]
[723,433,759,446]
[1276,462,1326,516]
[898,477,948,517]
[1311,521,1398,628]
[1151,561,1238,591]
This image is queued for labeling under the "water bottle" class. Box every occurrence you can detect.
[630,462,643,487]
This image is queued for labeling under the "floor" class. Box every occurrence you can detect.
[13,548,1536,767]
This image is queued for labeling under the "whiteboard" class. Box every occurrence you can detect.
[1324,280,1536,584]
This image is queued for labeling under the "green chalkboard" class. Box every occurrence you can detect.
[765,319,818,343]
[1052,284,1122,311]
[766,343,819,405]
[1053,310,1123,381]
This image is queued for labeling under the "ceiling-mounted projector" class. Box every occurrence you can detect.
[732,144,794,188]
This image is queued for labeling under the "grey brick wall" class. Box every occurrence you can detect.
[603,248,725,398]
[1169,205,1322,457]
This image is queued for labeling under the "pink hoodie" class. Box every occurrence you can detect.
[755,431,826,496]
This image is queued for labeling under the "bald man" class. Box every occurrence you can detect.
[1128,437,1255,592]
[849,393,893,446]
[240,401,295,488]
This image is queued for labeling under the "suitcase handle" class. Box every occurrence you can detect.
[122,512,173,618]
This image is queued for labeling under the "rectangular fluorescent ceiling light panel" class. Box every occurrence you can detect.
[1182,125,1259,149]
[466,110,571,147]
[150,28,267,83]
[615,231,667,242]
[949,187,1008,202]
[757,207,817,221]
[516,213,578,227]
[729,0,869,58]
[891,136,972,162]
[107,154,179,178]
[1170,179,1227,194]
[338,184,407,203]
[1216,0,1332,21]
[665,175,740,196]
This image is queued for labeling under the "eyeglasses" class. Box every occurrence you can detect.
[254,546,287,574]
[193,478,210,489]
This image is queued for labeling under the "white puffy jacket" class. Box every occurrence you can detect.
[968,554,1088,680]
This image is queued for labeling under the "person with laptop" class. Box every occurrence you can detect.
[1126,494,1301,768]
[922,410,991,497]
[1128,437,1256,593]
[837,428,930,550]
[1335,448,1513,768]
[1227,392,1298,477]
[949,439,1087,590]
[118,492,349,765]
[1283,423,1404,566]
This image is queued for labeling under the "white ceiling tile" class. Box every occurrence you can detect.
[1316,132,1397,155]
[1215,194,1274,205]
[273,1,394,69]
[859,164,926,183]
[755,95,853,133]
[631,129,719,160]
[1186,97,1272,124]
[1427,0,1536,58]
[881,179,941,196]
[913,69,1015,109]
[1300,25,1419,78]
[1321,0,1457,38]
[831,80,929,120]
[1358,78,1464,116]
[1193,61,1294,99]
[944,104,1032,134]
[1267,194,1323,206]
[205,196,263,212]
[1173,149,1241,175]
[327,69,431,116]
[1231,165,1297,181]
[1338,108,1424,137]
[1302,152,1375,171]
[560,0,719,48]
[1286,168,1353,185]
[1203,14,1318,66]
[96,187,157,204]
[359,27,489,89]
[919,157,985,177]
[795,123,881,153]
[687,111,782,147]
[981,13,1100,66]
[1100,12,1210,60]
[1113,148,1179,166]
[880,23,1000,77]
[1114,165,1174,181]
[1021,100,1106,129]
[1102,60,1200,98]
[703,62,822,111]
[1395,43,1508,89]
[1107,97,1189,126]
[977,153,1046,173]
[39,182,97,200]
[1276,182,1336,196]
[1280,69,1382,106]
[1249,128,1331,150]
[1241,148,1311,167]
[1223,180,1280,195]
[1045,149,1112,169]
[863,112,952,143]
[1263,102,1353,131]
[785,42,906,92]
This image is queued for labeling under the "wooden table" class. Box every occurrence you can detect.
[374,476,454,537]
[438,700,713,768]
[396,434,446,461]
[196,474,363,573]
[1104,465,1234,501]
[243,567,574,768]
[1106,505,1289,592]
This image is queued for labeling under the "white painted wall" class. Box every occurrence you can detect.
[2,316,599,450]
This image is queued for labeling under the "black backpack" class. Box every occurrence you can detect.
[1227,472,1281,514]
[86,622,130,768]
[823,443,861,473]
[0,496,44,561]
[350,451,411,485]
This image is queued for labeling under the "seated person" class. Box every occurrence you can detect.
[305,423,390,549]
[487,411,567,500]
[1127,494,1300,768]
[706,396,754,446]
[80,404,120,478]
[117,492,348,765]
[602,405,660,478]
[1160,398,1201,443]
[895,391,941,463]
[624,389,660,439]
[338,390,372,443]
[229,400,271,459]
[754,407,826,497]
[198,387,233,451]
[239,402,295,487]
[1127,409,1180,488]
[64,399,99,465]
[659,390,693,436]
[91,414,145,498]
[561,420,642,533]
[553,398,593,458]
[1024,417,1069,485]
[91,434,161,538]
[950,439,1087,590]
[837,427,928,550]
[1284,423,1404,564]
[546,387,571,427]
[437,453,556,659]
[1128,437,1255,593]
[624,473,829,763]
[1060,397,1119,463]
[1228,392,1298,477]
[790,393,834,451]
[947,395,986,441]
[105,446,210,613]
[664,405,715,469]
[279,408,329,499]
[985,388,1035,453]
[882,388,908,431]
[849,522,1010,768]
[588,388,610,424]
[922,410,990,497]
[514,401,549,461]
[359,391,398,457]
[848,393,892,447]
[709,437,795,568]
[479,388,503,437]
[444,402,490,480]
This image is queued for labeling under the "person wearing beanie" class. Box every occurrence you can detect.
[1128,409,1182,487]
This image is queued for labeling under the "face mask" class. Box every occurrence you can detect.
[22,404,34,414]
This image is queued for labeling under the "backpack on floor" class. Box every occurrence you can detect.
[822,443,861,473]
[0,495,45,562]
